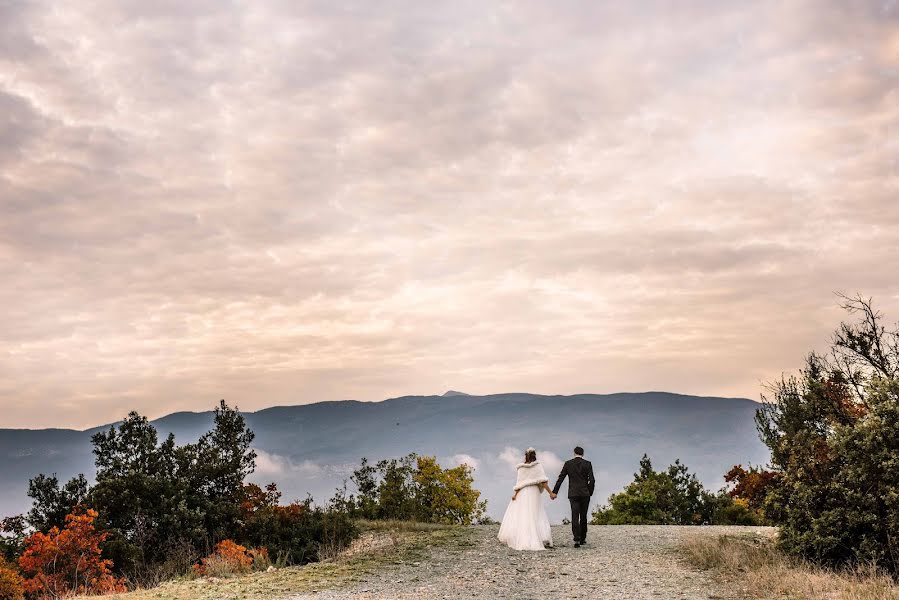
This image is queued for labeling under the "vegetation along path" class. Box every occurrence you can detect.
[288,524,776,600]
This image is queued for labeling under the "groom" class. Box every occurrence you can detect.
[552,446,595,548]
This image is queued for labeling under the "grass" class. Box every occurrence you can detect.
[680,534,899,599]
[101,522,469,600]
[356,519,453,533]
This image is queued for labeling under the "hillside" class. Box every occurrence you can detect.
[0,392,770,522]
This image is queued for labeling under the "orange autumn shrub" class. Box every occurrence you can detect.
[18,508,125,598]
[193,540,267,577]
[0,555,24,600]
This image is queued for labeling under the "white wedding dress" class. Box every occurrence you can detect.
[497,460,553,551]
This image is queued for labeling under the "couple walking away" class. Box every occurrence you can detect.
[497,446,595,551]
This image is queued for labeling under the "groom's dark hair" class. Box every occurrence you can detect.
[574,446,584,456]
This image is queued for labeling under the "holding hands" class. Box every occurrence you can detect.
[540,481,558,499]
[514,484,556,500]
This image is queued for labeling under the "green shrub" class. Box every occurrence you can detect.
[705,495,764,526]
[240,495,357,565]
[591,455,712,525]
[590,455,764,526]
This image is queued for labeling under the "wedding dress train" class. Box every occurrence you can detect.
[497,461,553,551]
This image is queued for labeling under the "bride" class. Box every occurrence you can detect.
[497,447,557,551]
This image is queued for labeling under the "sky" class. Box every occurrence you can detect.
[1,0,897,429]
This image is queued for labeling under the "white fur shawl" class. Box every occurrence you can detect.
[513,461,549,492]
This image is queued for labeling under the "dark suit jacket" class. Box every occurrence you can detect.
[553,456,595,498]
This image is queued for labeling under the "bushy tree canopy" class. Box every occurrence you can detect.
[339,454,487,525]
[0,517,27,564]
[757,296,899,573]
[25,474,88,534]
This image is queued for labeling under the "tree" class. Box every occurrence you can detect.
[756,296,899,572]
[196,401,257,498]
[591,455,704,525]
[412,457,486,525]
[375,455,418,521]
[350,458,379,519]
[16,400,357,586]
[0,516,26,564]
[590,455,753,526]
[91,412,164,479]
[0,555,23,600]
[26,474,88,533]
[193,400,257,542]
[84,401,255,580]
[239,483,281,520]
[18,508,125,597]
[341,455,488,525]
[723,464,776,516]
[829,294,899,401]
[88,412,201,580]
[663,459,709,525]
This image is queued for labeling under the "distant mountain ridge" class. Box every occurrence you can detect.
[0,392,770,522]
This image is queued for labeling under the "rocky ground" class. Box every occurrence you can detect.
[287,524,776,600]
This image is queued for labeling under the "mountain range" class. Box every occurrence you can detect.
[0,392,771,523]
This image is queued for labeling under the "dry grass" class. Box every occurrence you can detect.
[356,519,451,533]
[680,534,899,599]
[98,524,465,600]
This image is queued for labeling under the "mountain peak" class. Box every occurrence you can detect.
[441,390,471,397]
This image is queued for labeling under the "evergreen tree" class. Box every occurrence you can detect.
[89,412,201,577]
[193,400,257,542]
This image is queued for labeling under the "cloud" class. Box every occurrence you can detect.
[0,1,897,427]
[499,447,523,469]
[253,448,288,476]
[253,449,324,478]
[539,451,564,477]
[450,453,480,471]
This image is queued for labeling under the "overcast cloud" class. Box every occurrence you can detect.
[1,1,897,428]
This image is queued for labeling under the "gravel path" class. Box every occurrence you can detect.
[287,524,776,600]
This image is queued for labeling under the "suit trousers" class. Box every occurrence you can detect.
[569,496,590,542]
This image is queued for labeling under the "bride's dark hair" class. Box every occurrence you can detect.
[524,448,537,463]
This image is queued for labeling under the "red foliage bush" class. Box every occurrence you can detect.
[239,483,281,520]
[18,508,125,598]
[193,540,267,577]
[724,464,777,511]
